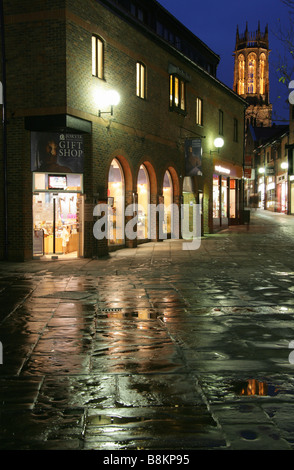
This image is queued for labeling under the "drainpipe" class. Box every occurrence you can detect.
[0,0,8,260]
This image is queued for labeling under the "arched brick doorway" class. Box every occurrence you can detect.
[136,161,157,241]
[107,155,133,247]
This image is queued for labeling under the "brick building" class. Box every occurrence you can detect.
[0,0,246,261]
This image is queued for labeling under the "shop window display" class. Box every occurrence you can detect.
[163,170,173,234]
[221,177,228,218]
[213,175,220,219]
[230,179,236,219]
[33,191,81,256]
[32,172,83,257]
[108,159,125,245]
[137,165,150,239]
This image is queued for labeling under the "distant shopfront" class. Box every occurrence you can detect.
[277,173,288,213]
[213,159,243,229]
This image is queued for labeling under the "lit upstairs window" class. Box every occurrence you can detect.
[169,74,186,112]
[136,62,146,99]
[196,97,203,125]
[92,35,104,79]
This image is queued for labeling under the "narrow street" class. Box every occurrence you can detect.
[1,209,294,452]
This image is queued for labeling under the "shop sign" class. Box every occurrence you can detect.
[185,139,202,176]
[31,132,84,173]
[214,165,230,175]
[266,166,275,175]
[267,182,275,191]
[244,155,252,166]
[244,168,252,179]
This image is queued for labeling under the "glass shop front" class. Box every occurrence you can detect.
[33,173,84,258]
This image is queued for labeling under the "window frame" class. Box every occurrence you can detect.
[136,62,146,100]
[219,109,224,136]
[196,97,203,126]
[92,35,104,80]
[169,74,186,113]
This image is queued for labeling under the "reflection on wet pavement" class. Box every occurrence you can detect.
[233,379,279,397]
[1,212,294,449]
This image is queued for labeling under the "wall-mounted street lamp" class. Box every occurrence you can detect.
[210,137,224,154]
[281,162,288,170]
[94,89,120,117]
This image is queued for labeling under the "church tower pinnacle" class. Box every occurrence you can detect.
[233,22,272,127]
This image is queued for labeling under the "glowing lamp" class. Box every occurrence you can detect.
[214,137,224,148]
[94,89,120,117]
[210,137,224,154]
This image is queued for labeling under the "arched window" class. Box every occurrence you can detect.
[260,53,266,95]
[137,164,150,239]
[247,53,256,94]
[238,54,245,95]
[108,158,125,245]
[163,170,173,234]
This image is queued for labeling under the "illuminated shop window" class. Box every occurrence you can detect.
[137,164,150,239]
[108,158,125,245]
[92,35,104,79]
[163,170,173,234]
[230,179,236,218]
[213,175,220,219]
[221,177,228,218]
[136,62,146,99]
[33,173,83,192]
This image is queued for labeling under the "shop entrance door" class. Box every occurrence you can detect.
[33,192,83,257]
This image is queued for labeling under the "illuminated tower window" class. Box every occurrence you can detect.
[238,54,245,95]
[247,53,256,94]
[260,53,266,95]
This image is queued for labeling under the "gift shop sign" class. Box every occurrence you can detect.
[31,132,84,173]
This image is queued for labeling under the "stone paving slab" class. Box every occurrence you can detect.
[1,211,294,451]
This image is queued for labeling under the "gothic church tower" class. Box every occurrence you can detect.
[233,22,272,127]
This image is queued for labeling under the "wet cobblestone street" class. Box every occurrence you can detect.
[1,210,294,452]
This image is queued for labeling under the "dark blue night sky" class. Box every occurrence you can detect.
[158,0,293,124]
